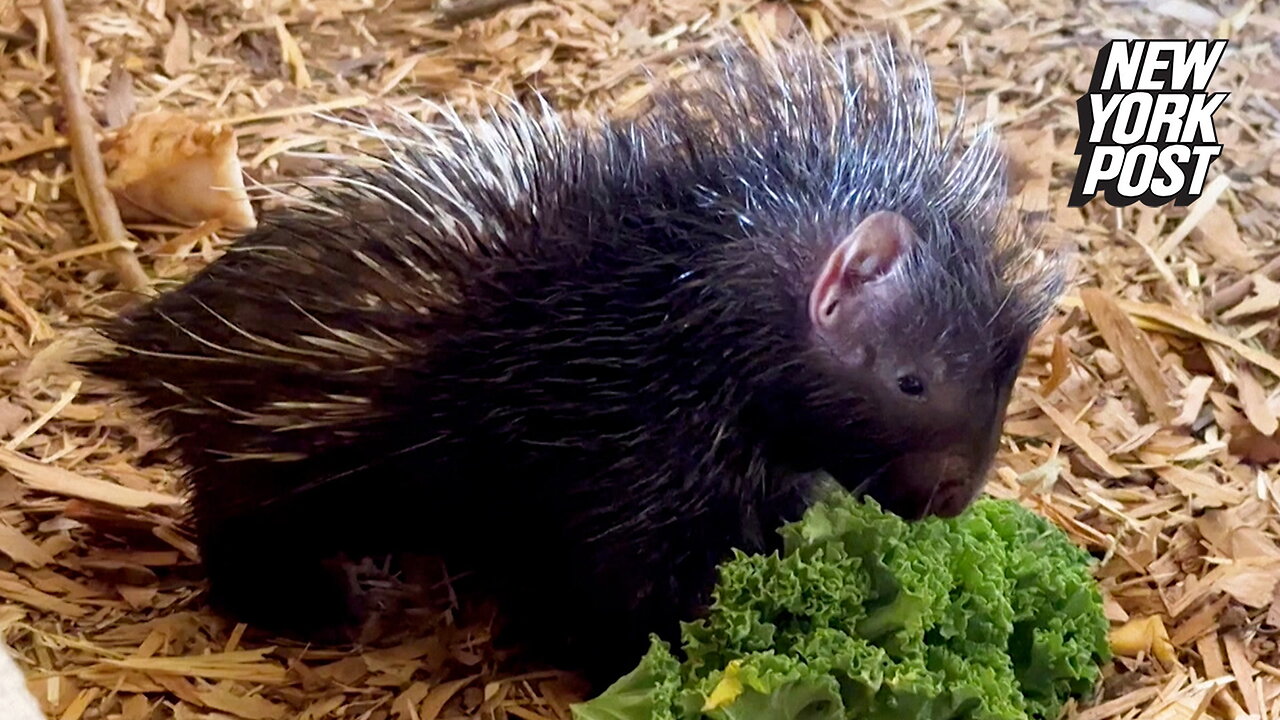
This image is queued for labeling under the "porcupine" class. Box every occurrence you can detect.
[81,38,1065,685]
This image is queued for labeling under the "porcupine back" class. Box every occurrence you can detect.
[83,37,1062,678]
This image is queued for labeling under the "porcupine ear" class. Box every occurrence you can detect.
[808,211,918,331]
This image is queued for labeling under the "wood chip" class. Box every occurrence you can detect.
[0,448,181,508]
[162,14,191,78]
[1067,296,1280,379]
[0,571,86,618]
[421,675,479,720]
[1153,174,1234,260]
[0,519,54,567]
[1233,368,1278,436]
[1081,287,1178,424]
[1111,615,1176,664]
[1223,634,1263,719]
[96,650,288,684]
[1028,394,1129,478]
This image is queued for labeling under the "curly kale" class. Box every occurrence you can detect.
[572,493,1111,720]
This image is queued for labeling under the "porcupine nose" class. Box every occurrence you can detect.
[928,454,987,518]
[922,395,1008,518]
[867,450,989,520]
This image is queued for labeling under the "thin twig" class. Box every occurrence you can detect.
[41,0,150,291]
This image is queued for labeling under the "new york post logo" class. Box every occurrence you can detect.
[1069,39,1229,208]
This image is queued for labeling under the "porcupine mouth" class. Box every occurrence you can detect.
[832,462,960,522]
[864,470,981,521]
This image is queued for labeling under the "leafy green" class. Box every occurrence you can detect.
[570,636,684,720]
[571,492,1111,720]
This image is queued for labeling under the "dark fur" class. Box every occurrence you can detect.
[81,39,1063,684]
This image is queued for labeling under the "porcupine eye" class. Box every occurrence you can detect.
[897,374,926,396]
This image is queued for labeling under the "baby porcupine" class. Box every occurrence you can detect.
[83,38,1065,683]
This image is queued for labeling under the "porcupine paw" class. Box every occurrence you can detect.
[225,557,421,646]
[204,554,366,646]
[333,556,425,644]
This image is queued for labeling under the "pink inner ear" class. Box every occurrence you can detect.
[808,249,846,328]
[808,211,917,330]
